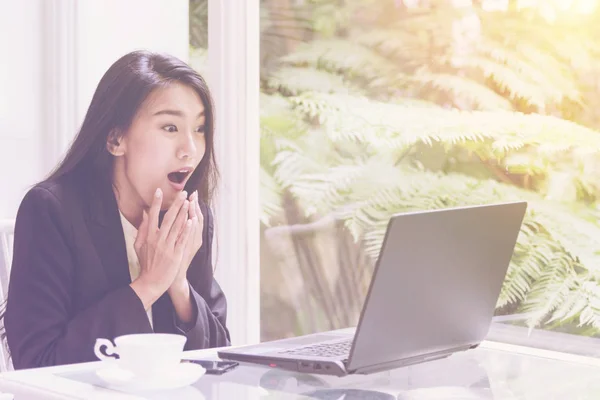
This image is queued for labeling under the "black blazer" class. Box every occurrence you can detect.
[4,173,230,369]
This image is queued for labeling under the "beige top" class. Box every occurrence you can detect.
[119,211,153,329]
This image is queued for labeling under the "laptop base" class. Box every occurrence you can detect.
[218,350,349,376]
[218,343,479,377]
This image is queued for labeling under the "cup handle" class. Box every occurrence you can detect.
[94,338,119,361]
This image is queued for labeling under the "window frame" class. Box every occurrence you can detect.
[44,0,79,172]
[208,0,261,346]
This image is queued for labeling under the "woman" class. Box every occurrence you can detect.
[3,50,230,369]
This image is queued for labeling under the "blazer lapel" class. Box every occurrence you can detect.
[83,176,132,289]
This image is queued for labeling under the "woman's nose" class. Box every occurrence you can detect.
[176,133,197,160]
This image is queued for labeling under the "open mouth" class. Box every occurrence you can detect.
[167,167,193,185]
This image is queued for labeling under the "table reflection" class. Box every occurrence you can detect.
[54,346,600,399]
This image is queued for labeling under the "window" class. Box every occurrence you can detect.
[189,0,209,77]
[257,0,600,356]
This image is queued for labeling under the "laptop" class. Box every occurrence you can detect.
[219,201,527,377]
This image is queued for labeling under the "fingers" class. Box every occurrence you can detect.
[175,219,193,254]
[192,195,204,248]
[159,191,187,242]
[195,195,203,233]
[187,191,201,223]
[167,200,189,246]
[183,220,196,254]
[188,191,197,220]
[148,188,163,239]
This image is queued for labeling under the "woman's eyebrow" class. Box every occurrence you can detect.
[152,109,205,118]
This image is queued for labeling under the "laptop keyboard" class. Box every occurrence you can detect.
[279,339,352,358]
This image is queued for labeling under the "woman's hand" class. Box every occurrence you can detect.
[130,188,193,310]
[169,190,204,293]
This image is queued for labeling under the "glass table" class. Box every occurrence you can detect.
[1,341,599,399]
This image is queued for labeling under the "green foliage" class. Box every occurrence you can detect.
[260,166,284,226]
[260,85,600,333]
[270,118,600,329]
[266,67,358,96]
[407,73,514,111]
[189,0,208,49]
[280,39,399,82]
[253,0,600,338]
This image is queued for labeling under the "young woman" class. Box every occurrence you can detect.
[3,50,230,369]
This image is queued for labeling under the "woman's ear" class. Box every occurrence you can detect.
[106,129,126,156]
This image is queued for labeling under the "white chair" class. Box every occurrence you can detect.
[0,219,14,372]
[0,220,14,301]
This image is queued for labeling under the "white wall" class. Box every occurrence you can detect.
[0,0,45,220]
[0,0,189,220]
[75,0,189,124]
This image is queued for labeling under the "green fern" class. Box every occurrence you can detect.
[408,72,514,110]
[477,39,581,103]
[522,258,580,329]
[189,0,208,48]
[266,66,359,96]
[456,55,549,109]
[280,39,399,82]
[278,164,600,331]
[499,225,548,308]
[288,92,600,158]
[350,28,438,67]
[258,0,600,339]
[260,166,284,226]
[266,91,600,331]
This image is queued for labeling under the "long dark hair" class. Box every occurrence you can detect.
[0,50,219,360]
[50,49,219,203]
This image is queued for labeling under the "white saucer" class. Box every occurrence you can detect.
[95,362,205,392]
[397,387,494,399]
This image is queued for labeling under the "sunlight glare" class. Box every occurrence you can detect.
[481,0,508,11]
[574,0,597,14]
[524,0,597,14]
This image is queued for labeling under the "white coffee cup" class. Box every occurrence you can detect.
[94,333,187,378]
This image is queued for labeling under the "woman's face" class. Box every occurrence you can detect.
[110,82,207,216]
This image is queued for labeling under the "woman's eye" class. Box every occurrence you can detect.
[162,125,178,133]
[195,126,206,134]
